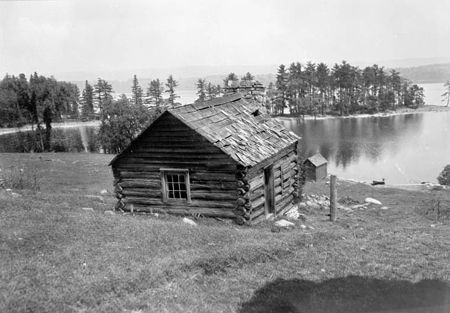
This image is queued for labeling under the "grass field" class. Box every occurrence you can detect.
[0,153,449,313]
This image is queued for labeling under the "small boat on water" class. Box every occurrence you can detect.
[371,178,385,186]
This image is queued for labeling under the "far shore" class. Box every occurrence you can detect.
[276,105,450,121]
[1,105,449,136]
[0,120,101,136]
[339,177,449,192]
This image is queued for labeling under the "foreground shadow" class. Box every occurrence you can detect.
[239,275,450,313]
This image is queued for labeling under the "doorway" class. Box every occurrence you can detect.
[264,165,275,214]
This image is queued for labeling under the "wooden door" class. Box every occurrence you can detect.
[264,165,275,214]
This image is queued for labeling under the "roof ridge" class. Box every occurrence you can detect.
[170,93,243,112]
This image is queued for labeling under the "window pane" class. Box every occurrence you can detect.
[164,171,188,201]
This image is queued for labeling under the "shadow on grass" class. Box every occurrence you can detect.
[239,275,450,313]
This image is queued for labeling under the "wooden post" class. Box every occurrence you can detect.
[330,175,336,222]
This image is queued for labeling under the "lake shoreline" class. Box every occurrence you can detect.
[338,177,449,192]
[276,105,450,121]
[0,120,101,136]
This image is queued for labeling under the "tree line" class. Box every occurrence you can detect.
[0,73,181,152]
[0,64,428,153]
[194,72,256,102]
[0,73,79,150]
[267,61,425,116]
[80,74,180,118]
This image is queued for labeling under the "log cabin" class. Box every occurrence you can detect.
[109,93,300,225]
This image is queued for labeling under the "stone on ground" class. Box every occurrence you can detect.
[365,197,382,205]
[104,210,115,215]
[100,189,108,194]
[285,206,300,219]
[81,207,94,212]
[183,217,197,226]
[274,219,295,228]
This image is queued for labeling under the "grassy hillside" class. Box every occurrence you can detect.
[0,153,449,313]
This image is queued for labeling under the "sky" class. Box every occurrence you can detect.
[1,0,450,78]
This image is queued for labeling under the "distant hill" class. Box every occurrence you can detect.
[396,63,450,84]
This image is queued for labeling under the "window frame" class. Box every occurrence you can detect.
[160,168,191,203]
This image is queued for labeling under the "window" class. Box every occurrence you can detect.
[161,169,191,202]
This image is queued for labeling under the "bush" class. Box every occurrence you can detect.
[0,165,40,191]
[437,165,450,185]
[98,96,158,154]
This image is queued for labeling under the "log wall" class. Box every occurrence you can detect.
[112,112,239,217]
[248,143,298,224]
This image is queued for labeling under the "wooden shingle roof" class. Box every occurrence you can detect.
[168,94,299,167]
[305,153,327,167]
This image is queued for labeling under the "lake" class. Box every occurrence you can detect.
[282,111,450,184]
[281,82,450,184]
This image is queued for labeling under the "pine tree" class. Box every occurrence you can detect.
[275,64,288,115]
[196,79,206,102]
[131,75,143,106]
[147,79,164,107]
[94,78,113,114]
[223,73,238,88]
[206,82,218,100]
[241,72,255,81]
[316,62,330,114]
[81,80,94,117]
[165,75,179,107]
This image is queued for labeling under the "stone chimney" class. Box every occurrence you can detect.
[224,80,266,103]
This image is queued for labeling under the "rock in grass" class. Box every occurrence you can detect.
[100,189,108,194]
[86,195,104,202]
[365,197,382,205]
[104,210,115,215]
[183,217,197,226]
[274,219,295,228]
[81,207,94,212]
[308,202,321,210]
[380,206,389,210]
[285,206,300,219]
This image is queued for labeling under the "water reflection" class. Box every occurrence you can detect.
[283,112,450,184]
[0,126,99,153]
